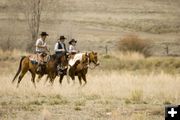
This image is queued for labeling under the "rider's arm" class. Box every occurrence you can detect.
[36,45,46,48]
[54,43,65,52]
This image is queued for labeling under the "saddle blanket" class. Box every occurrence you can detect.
[29,54,38,62]
[69,53,83,66]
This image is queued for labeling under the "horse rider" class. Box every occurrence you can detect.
[68,39,78,59]
[35,32,49,72]
[68,39,87,67]
[54,35,68,74]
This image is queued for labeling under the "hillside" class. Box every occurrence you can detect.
[0,0,180,55]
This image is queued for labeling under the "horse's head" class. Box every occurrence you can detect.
[88,51,100,66]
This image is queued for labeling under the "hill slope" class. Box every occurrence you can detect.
[0,0,179,55]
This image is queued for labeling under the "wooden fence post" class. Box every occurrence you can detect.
[105,45,108,55]
[164,44,169,55]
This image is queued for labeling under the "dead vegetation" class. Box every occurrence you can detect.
[0,0,180,119]
[118,34,152,57]
[0,0,180,55]
[0,50,179,119]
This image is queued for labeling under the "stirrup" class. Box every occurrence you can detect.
[58,70,63,75]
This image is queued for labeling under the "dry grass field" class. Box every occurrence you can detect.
[0,50,179,120]
[0,0,180,119]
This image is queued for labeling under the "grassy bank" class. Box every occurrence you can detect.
[101,52,180,74]
[0,50,179,74]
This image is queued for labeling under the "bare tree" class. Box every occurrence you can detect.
[17,0,43,52]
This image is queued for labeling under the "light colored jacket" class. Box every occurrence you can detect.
[35,38,47,52]
[69,45,77,53]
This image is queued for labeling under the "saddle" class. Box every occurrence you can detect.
[29,54,50,64]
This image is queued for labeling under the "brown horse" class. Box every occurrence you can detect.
[59,51,100,86]
[12,54,67,88]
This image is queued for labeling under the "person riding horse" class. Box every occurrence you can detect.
[44,51,100,86]
[54,35,68,75]
[61,51,100,86]
[68,39,79,59]
[35,32,49,73]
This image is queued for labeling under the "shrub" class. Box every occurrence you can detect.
[118,34,152,57]
[130,89,144,103]
[74,99,86,106]
[74,106,81,111]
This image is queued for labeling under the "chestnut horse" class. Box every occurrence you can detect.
[59,51,100,86]
[12,54,67,88]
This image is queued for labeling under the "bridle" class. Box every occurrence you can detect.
[86,53,99,70]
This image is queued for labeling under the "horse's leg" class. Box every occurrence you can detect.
[49,77,53,86]
[31,72,36,88]
[66,66,70,84]
[69,68,75,85]
[71,72,76,85]
[16,69,28,88]
[70,75,75,85]
[82,74,87,87]
[29,70,36,88]
[48,72,55,86]
[36,74,43,83]
[48,72,53,85]
[44,75,49,85]
[51,73,57,86]
[59,74,64,85]
[78,74,82,86]
[50,77,54,86]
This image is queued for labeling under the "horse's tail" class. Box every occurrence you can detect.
[12,56,26,83]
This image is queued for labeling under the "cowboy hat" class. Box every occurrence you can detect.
[40,32,48,36]
[69,39,77,44]
[58,36,66,40]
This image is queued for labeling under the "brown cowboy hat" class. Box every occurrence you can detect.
[69,39,77,44]
[58,36,66,40]
[40,32,48,36]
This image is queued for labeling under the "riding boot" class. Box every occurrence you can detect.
[37,63,42,73]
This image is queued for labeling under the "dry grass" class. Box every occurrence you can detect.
[110,51,145,61]
[0,0,180,55]
[0,63,179,119]
[102,52,180,74]
[0,49,28,61]
[0,49,178,119]
[0,0,179,119]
